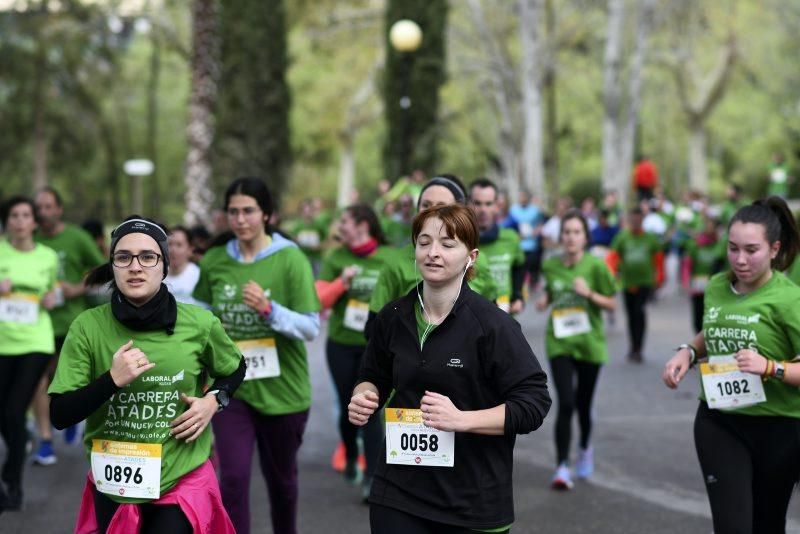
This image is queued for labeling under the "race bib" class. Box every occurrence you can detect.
[0,293,40,324]
[552,307,591,339]
[690,275,709,292]
[519,222,535,239]
[238,338,280,380]
[385,408,454,467]
[297,230,321,249]
[343,299,369,331]
[91,440,162,499]
[701,356,766,410]
[497,295,510,313]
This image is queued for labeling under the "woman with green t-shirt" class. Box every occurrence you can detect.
[193,177,321,534]
[663,197,800,534]
[0,196,58,512]
[48,215,245,533]
[316,204,393,499]
[536,210,617,491]
[681,215,725,334]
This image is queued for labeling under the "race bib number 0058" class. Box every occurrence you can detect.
[385,408,454,467]
[91,439,162,499]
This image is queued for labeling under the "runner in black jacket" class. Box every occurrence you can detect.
[349,204,551,533]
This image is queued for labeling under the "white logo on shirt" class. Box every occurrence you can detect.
[446,358,463,369]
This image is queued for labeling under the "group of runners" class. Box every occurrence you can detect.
[0,173,799,533]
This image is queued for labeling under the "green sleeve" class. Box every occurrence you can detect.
[287,249,321,313]
[370,264,400,313]
[192,261,212,304]
[318,249,339,282]
[201,317,242,378]
[594,258,617,297]
[81,232,106,271]
[49,320,93,394]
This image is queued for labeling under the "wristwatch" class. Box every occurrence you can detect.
[676,343,698,366]
[207,389,230,411]
[774,362,786,381]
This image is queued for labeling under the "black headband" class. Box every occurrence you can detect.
[418,177,466,209]
[110,218,170,278]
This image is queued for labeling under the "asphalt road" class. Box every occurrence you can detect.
[2,288,800,533]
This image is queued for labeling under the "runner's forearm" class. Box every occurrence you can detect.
[50,372,120,430]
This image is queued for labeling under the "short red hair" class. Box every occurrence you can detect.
[412,204,479,280]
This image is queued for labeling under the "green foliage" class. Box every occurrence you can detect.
[215,0,292,200]
[383,0,447,182]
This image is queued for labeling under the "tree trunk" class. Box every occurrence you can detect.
[619,0,656,199]
[519,0,546,200]
[543,0,558,197]
[688,121,708,192]
[337,133,356,209]
[601,0,624,203]
[147,28,162,218]
[32,42,48,191]
[184,0,219,228]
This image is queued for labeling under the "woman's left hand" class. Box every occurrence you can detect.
[420,391,465,432]
[42,290,57,310]
[170,393,217,442]
[734,349,769,376]
[242,280,270,314]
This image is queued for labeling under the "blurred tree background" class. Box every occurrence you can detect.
[1,0,800,225]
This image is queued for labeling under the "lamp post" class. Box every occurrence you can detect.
[124,159,154,215]
[389,19,422,178]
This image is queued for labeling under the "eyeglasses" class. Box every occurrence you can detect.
[226,207,262,218]
[112,252,162,268]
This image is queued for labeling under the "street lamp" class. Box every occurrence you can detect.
[124,159,154,215]
[389,19,422,177]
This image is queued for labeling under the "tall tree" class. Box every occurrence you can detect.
[184,0,219,228]
[601,0,655,206]
[383,0,447,181]
[216,0,291,198]
[519,0,546,200]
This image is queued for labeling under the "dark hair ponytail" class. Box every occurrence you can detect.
[729,196,800,271]
[85,263,115,289]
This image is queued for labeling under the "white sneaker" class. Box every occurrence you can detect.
[576,447,594,479]
[551,463,574,490]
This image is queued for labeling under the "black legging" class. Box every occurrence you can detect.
[549,356,602,465]
[694,402,800,534]
[369,503,510,534]
[326,339,382,478]
[691,294,704,334]
[93,486,192,533]
[623,286,652,353]
[0,353,51,488]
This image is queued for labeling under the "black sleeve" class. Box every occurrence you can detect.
[483,317,551,435]
[50,372,120,430]
[209,356,246,397]
[511,263,526,302]
[357,311,394,407]
[364,311,378,341]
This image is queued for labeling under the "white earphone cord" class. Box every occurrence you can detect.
[416,257,472,348]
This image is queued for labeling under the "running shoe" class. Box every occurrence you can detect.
[343,459,363,486]
[4,485,21,511]
[32,440,57,466]
[331,442,346,472]
[551,463,574,490]
[576,447,594,479]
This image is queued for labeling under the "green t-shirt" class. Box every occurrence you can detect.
[368,244,498,313]
[35,224,106,336]
[48,303,241,503]
[287,218,325,262]
[542,254,617,364]
[719,199,748,227]
[0,240,58,355]
[319,245,395,346]
[193,243,320,416]
[701,272,800,417]
[685,239,725,278]
[479,229,525,306]
[380,216,412,248]
[768,163,790,197]
[610,230,661,289]
[786,256,800,287]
